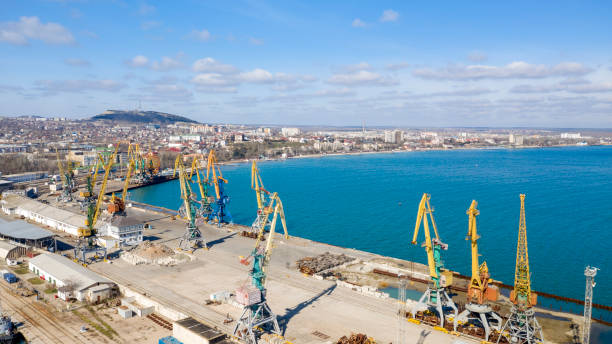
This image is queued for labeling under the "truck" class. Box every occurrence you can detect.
[3,273,17,284]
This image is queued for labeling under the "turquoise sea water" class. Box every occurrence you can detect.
[129,146,612,309]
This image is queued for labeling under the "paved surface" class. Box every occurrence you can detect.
[88,211,471,344]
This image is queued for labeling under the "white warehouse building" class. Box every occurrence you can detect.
[29,253,117,303]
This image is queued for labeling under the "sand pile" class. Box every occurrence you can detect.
[121,241,191,266]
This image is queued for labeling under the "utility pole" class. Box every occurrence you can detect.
[583,266,598,344]
[397,274,407,344]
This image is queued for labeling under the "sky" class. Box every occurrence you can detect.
[1,1,611,127]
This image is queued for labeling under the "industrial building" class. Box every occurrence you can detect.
[1,171,47,183]
[0,217,55,249]
[99,213,145,247]
[29,253,117,303]
[1,194,100,237]
[0,240,27,260]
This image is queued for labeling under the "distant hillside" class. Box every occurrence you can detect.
[89,110,198,124]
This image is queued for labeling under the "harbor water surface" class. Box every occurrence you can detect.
[129,146,612,309]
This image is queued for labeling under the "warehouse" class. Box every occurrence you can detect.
[0,217,55,249]
[1,194,101,237]
[29,253,117,303]
[0,240,27,260]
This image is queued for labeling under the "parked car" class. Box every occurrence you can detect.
[6,259,18,266]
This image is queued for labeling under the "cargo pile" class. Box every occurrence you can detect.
[336,333,374,344]
[297,252,355,275]
[121,241,191,266]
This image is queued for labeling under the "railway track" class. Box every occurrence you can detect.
[0,282,85,343]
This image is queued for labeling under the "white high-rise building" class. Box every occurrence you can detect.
[281,127,301,137]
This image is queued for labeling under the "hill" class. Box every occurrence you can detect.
[89,110,198,124]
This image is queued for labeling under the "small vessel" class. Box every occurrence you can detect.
[0,303,15,344]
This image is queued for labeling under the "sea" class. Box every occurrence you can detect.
[129,146,612,325]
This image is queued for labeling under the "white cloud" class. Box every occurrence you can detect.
[424,88,493,97]
[249,37,264,45]
[36,79,126,93]
[64,58,90,67]
[327,70,398,86]
[352,18,366,27]
[314,88,355,97]
[511,82,612,94]
[413,61,592,80]
[138,84,193,102]
[139,3,156,15]
[0,16,75,45]
[380,9,399,22]
[150,56,182,71]
[190,29,211,41]
[141,21,161,30]
[468,51,487,62]
[240,68,274,83]
[127,55,149,67]
[192,58,238,74]
[192,73,238,87]
[386,62,410,71]
[344,62,372,71]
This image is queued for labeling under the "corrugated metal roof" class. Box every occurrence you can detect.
[0,240,17,258]
[0,217,53,240]
[29,253,114,291]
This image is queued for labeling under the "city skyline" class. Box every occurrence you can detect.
[1,1,611,127]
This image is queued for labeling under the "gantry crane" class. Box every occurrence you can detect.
[108,156,135,215]
[454,200,502,340]
[189,156,212,219]
[55,148,75,202]
[73,144,118,265]
[205,149,232,226]
[233,199,282,343]
[250,161,288,238]
[174,155,206,251]
[497,194,543,344]
[410,193,457,328]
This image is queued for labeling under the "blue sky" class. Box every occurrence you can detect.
[1,1,611,127]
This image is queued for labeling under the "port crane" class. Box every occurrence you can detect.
[454,200,502,340]
[174,155,206,251]
[189,156,212,219]
[497,194,543,344]
[205,149,232,226]
[55,148,75,202]
[233,199,282,343]
[250,161,288,238]
[74,144,118,265]
[410,193,457,328]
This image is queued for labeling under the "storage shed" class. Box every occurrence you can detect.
[0,240,26,259]
[29,253,116,303]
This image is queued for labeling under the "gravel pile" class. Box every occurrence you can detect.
[121,241,191,266]
[336,333,373,344]
[297,252,355,275]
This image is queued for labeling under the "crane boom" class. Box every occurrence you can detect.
[82,144,118,236]
[511,194,536,307]
[122,159,135,202]
[412,193,445,282]
[251,161,267,210]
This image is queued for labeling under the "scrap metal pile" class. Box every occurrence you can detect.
[297,252,355,275]
[336,333,374,344]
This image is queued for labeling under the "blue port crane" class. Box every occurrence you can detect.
[205,149,231,226]
[189,156,212,219]
[410,193,457,328]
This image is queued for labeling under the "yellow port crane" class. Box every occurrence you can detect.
[74,143,118,265]
[205,150,232,225]
[250,161,288,238]
[410,193,457,328]
[233,188,282,341]
[189,155,213,218]
[174,155,206,251]
[454,200,502,341]
[497,194,543,344]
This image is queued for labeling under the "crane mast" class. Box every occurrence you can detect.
[409,193,457,328]
[497,194,543,344]
[55,148,74,202]
[454,200,502,341]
